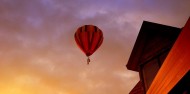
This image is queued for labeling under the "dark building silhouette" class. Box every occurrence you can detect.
[127,18,190,94]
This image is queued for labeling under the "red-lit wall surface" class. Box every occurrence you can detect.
[147,17,190,94]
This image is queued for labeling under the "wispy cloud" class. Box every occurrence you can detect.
[0,0,190,93]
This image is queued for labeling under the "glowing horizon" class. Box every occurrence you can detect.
[0,0,190,94]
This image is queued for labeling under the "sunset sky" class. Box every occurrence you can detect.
[0,0,190,94]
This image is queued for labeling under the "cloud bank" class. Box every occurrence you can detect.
[0,0,190,94]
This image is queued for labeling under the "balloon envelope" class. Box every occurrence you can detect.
[74,25,103,64]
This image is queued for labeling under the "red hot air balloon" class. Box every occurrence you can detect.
[74,25,103,64]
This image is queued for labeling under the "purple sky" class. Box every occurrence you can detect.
[0,0,190,94]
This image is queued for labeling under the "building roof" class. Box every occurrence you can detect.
[126,21,181,71]
[129,80,145,94]
[147,17,190,94]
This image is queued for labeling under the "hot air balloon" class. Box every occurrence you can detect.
[74,25,103,64]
